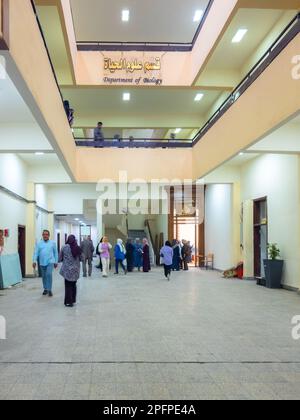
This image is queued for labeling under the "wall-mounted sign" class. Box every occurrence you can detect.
[103,56,163,86]
[104,57,161,74]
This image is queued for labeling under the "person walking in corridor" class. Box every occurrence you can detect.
[98,236,112,278]
[134,238,143,271]
[142,238,151,273]
[182,240,192,271]
[125,238,135,272]
[114,239,127,275]
[80,235,94,277]
[172,239,181,271]
[160,241,174,281]
[59,235,82,307]
[33,230,58,297]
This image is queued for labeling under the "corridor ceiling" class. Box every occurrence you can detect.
[70,0,210,43]
[35,0,299,140]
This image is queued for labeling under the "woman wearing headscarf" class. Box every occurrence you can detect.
[142,238,151,273]
[125,238,135,272]
[172,239,181,271]
[59,235,82,307]
[114,239,127,275]
[134,239,143,271]
[98,236,112,278]
[160,241,174,281]
[95,237,103,271]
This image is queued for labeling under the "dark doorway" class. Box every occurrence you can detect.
[253,197,268,278]
[57,232,61,254]
[65,233,67,244]
[18,226,26,278]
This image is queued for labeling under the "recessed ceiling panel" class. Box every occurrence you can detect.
[70,0,210,43]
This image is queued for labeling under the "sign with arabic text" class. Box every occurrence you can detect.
[104,57,161,74]
[103,56,163,86]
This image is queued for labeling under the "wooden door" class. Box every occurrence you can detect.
[18,226,26,278]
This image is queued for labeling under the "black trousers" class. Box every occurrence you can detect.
[164,264,172,278]
[115,259,126,274]
[65,280,77,305]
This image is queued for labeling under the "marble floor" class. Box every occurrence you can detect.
[0,266,300,400]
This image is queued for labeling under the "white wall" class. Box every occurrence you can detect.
[35,184,48,209]
[0,123,52,151]
[0,154,28,254]
[205,184,233,270]
[241,154,300,288]
[0,154,28,196]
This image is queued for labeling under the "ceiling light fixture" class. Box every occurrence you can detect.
[123,92,130,101]
[239,152,244,156]
[122,10,130,22]
[193,10,203,22]
[174,128,182,134]
[35,152,44,156]
[194,93,204,102]
[232,29,248,43]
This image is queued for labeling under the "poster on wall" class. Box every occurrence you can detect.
[0,229,4,255]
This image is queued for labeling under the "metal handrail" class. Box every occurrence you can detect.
[75,138,193,149]
[75,137,193,143]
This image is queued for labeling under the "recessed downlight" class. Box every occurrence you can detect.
[123,92,130,101]
[195,93,204,102]
[35,152,45,156]
[122,10,130,22]
[193,10,203,22]
[232,29,248,43]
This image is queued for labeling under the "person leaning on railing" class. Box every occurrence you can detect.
[94,122,104,142]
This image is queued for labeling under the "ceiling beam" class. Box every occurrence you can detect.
[238,0,300,9]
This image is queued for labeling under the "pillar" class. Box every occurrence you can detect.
[25,182,36,277]
[243,199,254,278]
[97,199,103,240]
[231,182,242,266]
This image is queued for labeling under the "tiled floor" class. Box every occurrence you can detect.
[0,266,300,400]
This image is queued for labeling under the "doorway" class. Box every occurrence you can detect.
[173,216,204,267]
[253,197,268,278]
[57,232,61,254]
[18,225,26,278]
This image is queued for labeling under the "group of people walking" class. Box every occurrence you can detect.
[33,230,193,308]
[96,237,151,276]
[160,239,193,281]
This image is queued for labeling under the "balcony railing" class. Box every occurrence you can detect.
[75,138,193,149]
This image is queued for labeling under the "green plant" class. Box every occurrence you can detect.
[267,243,281,260]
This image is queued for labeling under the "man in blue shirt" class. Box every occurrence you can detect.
[33,230,58,297]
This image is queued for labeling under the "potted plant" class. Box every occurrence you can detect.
[264,244,284,289]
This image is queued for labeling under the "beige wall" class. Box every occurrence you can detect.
[76,148,193,182]
[68,0,239,87]
[0,0,9,48]
[0,0,3,40]
[7,0,76,179]
[193,33,300,180]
